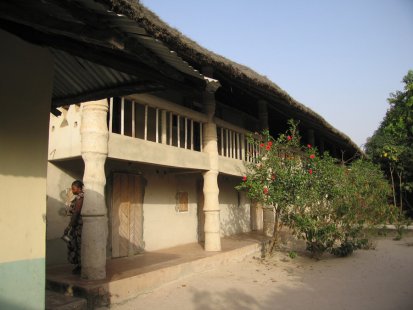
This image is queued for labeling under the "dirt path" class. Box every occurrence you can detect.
[109,237,413,310]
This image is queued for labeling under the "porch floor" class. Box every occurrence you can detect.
[46,232,270,308]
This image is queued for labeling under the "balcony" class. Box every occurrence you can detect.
[48,95,258,176]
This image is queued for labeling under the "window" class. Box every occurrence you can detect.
[176,192,189,212]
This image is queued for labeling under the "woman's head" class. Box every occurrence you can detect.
[71,180,84,195]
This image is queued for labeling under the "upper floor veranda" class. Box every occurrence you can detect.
[48,88,358,177]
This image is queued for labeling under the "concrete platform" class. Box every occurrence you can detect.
[46,232,270,308]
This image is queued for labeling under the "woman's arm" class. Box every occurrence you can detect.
[69,196,83,227]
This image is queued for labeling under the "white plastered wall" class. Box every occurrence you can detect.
[48,105,82,160]
[129,165,199,251]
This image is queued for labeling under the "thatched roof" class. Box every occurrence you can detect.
[102,0,361,154]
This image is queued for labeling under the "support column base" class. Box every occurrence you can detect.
[81,216,107,280]
[204,232,221,251]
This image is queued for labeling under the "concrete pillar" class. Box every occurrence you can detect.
[258,100,269,130]
[307,129,315,147]
[202,67,221,251]
[250,201,263,231]
[262,206,275,237]
[80,99,109,280]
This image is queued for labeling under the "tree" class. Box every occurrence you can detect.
[365,70,413,216]
[237,121,393,258]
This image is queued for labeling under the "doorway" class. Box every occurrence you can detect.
[111,173,145,258]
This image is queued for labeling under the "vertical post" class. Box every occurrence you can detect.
[155,108,159,143]
[161,110,167,144]
[246,141,250,162]
[144,105,148,141]
[184,117,188,149]
[236,133,240,159]
[241,134,245,161]
[220,127,224,156]
[225,129,229,157]
[229,130,232,158]
[120,97,124,135]
[169,112,173,145]
[109,98,113,133]
[201,68,221,252]
[131,101,135,138]
[190,119,194,150]
[177,115,180,148]
[80,99,108,280]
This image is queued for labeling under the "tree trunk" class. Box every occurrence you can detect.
[398,171,403,214]
[262,206,275,237]
[390,166,397,208]
[269,207,281,254]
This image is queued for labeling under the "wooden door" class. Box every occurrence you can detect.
[111,173,144,258]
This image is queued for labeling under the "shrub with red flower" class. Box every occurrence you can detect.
[236,119,393,258]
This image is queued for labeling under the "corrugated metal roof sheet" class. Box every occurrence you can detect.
[51,48,143,101]
[0,0,206,106]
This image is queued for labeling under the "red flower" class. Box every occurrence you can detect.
[267,141,273,147]
[242,176,247,182]
[309,169,313,175]
[307,144,312,148]
[265,145,271,150]
[271,174,276,180]
[260,143,265,148]
[263,187,269,195]
[310,154,315,159]
[287,136,292,141]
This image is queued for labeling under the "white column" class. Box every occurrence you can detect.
[202,69,221,251]
[161,110,167,144]
[80,99,108,280]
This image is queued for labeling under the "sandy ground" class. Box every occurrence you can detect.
[108,236,413,310]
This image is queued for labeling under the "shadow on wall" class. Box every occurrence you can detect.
[46,160,84,266]
[219,175,250,237]
[46,195,70,266]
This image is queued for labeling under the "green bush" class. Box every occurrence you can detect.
[236,120,393,258]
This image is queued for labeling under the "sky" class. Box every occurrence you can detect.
[141,0,413,148]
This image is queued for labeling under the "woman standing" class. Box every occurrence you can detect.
[63,180,84,275]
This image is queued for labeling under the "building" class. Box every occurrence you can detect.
[0,1,360,309]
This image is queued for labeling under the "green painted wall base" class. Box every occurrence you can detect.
[0,258,45,310]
